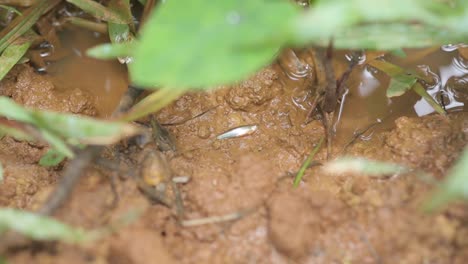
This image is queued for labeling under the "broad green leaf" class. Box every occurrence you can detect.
[66,0,131,23]
[0,40,31,81]
[87,42,135,60]
[324,157,409,177]
[293,137,324,187]
[424,148,468,211]
[39,149,66,167]
[0,208,93,243]
[390,48,407,58]
[324,24,459,50]
[293,0,468,49]
[129,0,300,88]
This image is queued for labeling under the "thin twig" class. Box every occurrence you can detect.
[181,210,250,227]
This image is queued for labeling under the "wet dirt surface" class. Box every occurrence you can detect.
[1,41,468,264]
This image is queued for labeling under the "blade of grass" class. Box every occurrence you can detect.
[0,5,21,15]
[0,39,31,80]
[86,42,135,60]
[66,0,131,23]
[293,136,324,187]
[0,208,94,243]
[323,157,409,177]
[65,17,108,34]
[412,82,447,115]
[0,0,59,53]
[368,59,445,114]
[120,87,184,121]
[107,0,134,63]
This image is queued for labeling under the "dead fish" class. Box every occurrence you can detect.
[217,125,258,140]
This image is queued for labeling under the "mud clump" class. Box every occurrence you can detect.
[225,67,282,112]
[385,115,466,175]
[0,64,96,115]
[267,190,348,260]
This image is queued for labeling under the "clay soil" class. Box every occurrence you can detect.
[1,37,468,263]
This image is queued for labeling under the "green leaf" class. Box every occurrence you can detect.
[0,97,140,157]
[87,42,135,60]
[0,0,53,53]
[0,208,93,243]
[293,0,468,49]
[66,0,131,23]
[0,123,34,141]
[324,157,409,177]
[387,74,418,97]
[129,0,300,88]
[121,87,184,121]
[65,17,108,34]
[0,40,31,81]
[39,149,66,167]
[424,148,468,211]
[412,82,446,115]
[368,59,418,97]
[293,137,324,187]
[0,255,7,264]
[0,5,22,15]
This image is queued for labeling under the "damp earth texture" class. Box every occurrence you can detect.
[1,17,468,264]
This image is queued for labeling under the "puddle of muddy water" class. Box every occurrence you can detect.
[39,31,468,149]
[45,30,128,117]
[327,48,468,146]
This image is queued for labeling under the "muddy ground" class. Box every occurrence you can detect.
[1,37,468,263]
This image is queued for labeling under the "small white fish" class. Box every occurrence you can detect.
[217,125,258,140]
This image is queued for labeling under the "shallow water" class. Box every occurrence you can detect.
[46,30,128,117]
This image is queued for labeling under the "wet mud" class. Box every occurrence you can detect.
[1,38,468,263]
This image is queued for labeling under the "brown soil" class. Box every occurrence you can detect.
[1,34,468,263]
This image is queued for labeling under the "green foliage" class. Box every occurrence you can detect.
[0,38,31,81]
[0,0,51,53]
[293,137,324,187]
[0,97,139,157]
[368,59,446,115]
[0,5,21,15]
[424,148,468,211]
[87,0,468,89]
[324,157,409,177]
[129,0,299,88]
[66,0,130,23]
[294,0,468,48]
[0,208,93,243]
[39,149,66,167]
